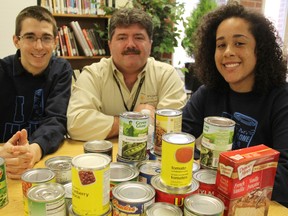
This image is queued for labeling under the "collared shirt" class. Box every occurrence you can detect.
[0,50,73,156]
[67,57,187,140]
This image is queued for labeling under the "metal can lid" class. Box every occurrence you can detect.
[184,194,224,215]
[112,181,155,203]
[63,182,72,199]
[156,108,182,116]
[204,116,235,127]
[110,162,139,182]
[145,202,183,216]
[120,111,148,119]
[162,132,195,145]
[27,182,65,202]
[151,174,199,194]
[84,140,112,152]
[137,160,161,175]
[21,168,55,183]
[45,156,72,171]
[193,169,217,184]
[72,153,111,170]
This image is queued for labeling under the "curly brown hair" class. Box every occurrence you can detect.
[194,1,287,94]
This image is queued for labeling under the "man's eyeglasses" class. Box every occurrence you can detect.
[18,34,55,46]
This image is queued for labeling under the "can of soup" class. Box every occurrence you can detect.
[27,182,66,216]
[118,112,149,160]
[161,132,195,188]
[154,109,182,155]
[145,202,183,216]
[117,153,149,166]
[22,168,56,216]
[137,160,161,185]
[71,153,111,215]
[112,181,155,215]
[193,169,217,196]
[151,174,199,210]
[200,116,235,169]
[110,162,139,199]
[184,194,224,216]
[0,157,8,209]
[84,140,113,158]
[45,156,72,184]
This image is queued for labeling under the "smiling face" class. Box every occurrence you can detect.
[215,17,257,92]
[13,17,57,76]
[108,24,152,75]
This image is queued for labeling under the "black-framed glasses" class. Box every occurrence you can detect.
[18,34,55,46]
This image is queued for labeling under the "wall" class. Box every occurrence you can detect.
[0,0,36,58]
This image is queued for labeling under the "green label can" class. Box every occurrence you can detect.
[0,157,8,209]
[118,112,149,160]
[27,183,66,216]
[200,116,235,169]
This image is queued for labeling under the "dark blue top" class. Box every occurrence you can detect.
[182,84,288,207]
[0,50,73,156]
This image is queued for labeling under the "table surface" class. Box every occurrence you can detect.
[1,138,288,215]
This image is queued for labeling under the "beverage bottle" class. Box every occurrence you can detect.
[141,109,155,151]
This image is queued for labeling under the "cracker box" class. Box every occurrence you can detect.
[215,144,279,216]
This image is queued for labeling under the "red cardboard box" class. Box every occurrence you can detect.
[215,144,279,216]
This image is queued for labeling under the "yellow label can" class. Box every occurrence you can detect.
[72,153,111,215]
[160,132,195,188]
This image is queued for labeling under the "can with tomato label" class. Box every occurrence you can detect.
[193,169,216,196]
[161,132,195,188]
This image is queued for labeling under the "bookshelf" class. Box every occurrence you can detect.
[53,14,110,70]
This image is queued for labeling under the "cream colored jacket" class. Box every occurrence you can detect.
[67,57,187,141]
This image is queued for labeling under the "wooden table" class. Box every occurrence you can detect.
[1,138,288,215]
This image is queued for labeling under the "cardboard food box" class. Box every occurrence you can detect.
[215,144,279,216]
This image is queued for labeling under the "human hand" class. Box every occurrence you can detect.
[134,104,155,121]
[0,129,42,179]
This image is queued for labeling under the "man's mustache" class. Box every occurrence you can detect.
[122,49,141,55]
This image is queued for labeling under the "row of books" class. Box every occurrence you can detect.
[41,0,115,15]
[57,21,106,57]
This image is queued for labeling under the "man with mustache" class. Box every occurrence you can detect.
[67,8,186,140]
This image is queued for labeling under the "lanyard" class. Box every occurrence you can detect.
[113,74,145,111]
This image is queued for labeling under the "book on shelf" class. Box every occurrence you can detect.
[69,28,79,56]
[94,30,106,55]
[58,27,68,56]
[70,21,93,56]
[82,28,98,56]
[70,32,80,56]
[62,25,73,56]
[96,0,105,15]
[87,29,100,55]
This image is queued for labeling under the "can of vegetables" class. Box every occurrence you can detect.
[0,157,8,209]
[160,132,195,188]
[118,112,149,160]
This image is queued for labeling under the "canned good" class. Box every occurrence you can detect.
[22,168,56,216]
[72,153,111,215]
[154,108,182,155]
[63,182,72,214]
[145,202,183,216]
[118,112,149,160]
[161,132,195,188]
[84,140,113,157]
[117,153,149,166]
[68,203,113,216]
[112,181,155,215]
[200,116,235,169]
[45,156,72,184]
[148,149,161,162]
[151,174,199,210]
[0,157,8,209]
[110,162,139,198]
[27,182,66,216]
[184,194,224,216]
[193,162,200,173]
[137,160,161,184]
[193,169,217,195]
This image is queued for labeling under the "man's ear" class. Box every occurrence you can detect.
[13,35,21,49]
